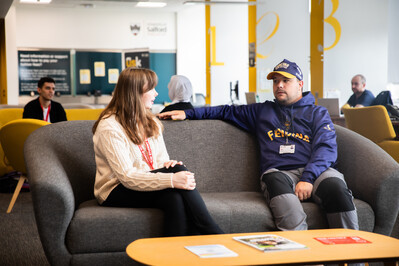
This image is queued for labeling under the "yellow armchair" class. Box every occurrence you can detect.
[0,118,50,213]
[0,108,24,176]
[0,108,103,178]
[65,108,104,121]
[343,105,399,162]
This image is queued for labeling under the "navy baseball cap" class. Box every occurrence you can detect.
[267,59,303,81]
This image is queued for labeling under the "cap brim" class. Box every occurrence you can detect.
[266,71,296,80]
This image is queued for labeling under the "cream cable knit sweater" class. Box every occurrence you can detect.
[93,115,173,204]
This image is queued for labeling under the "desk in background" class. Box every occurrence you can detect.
[331,116,346,127]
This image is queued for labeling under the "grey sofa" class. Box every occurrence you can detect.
[25,120,399,266]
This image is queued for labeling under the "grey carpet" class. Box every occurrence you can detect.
[0,191,50,266]
[0,191,397,266]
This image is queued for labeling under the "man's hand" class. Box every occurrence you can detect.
[295,181,313,201]
[172,171,196,190]
[157,110,186,120]
[164,160,183,169]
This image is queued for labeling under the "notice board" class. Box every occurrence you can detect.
[149,52,176,104]
[75,51,122,95]
[18,50,71,95]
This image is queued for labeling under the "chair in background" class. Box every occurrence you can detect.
[191,93,206,107]
[343,105,399,162]
[372,90,393,106]
[0,108,24,127]
[65,108,104,120]
[0,118,50,213]
[0,108,24,176]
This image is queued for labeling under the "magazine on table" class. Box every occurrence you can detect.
[233,234,307,252]
[314,236,372,245]
[185,244,238,258]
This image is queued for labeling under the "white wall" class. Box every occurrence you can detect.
[210,3,248,105]
[256,0,310,102]
[176,5,206,97]
[5,6,18,105]
[5,1,398,106]
[6,4,177,104]
[15,5,176,50]
[323,0,388,107]
[256,0,394,108]
[388,0,399,84]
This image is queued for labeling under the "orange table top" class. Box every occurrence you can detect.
[126,229,399,266]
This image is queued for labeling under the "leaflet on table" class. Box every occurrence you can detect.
[233,234,307,252]
[185,244,238,258]
[314,236,371,245]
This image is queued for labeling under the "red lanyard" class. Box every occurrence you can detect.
[40,104,51,122]
[138,139,154,170]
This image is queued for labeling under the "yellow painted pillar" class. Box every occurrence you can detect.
[310,0,324,100]
[248,0,256,93]
[205,2,211,105]
[0,19,7,104]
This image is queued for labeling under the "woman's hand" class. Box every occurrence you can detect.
[172,171,196,190]
[164,160,183,169]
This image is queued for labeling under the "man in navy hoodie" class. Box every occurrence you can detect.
[159,59,359,231]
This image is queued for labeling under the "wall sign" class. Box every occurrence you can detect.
[124,50,150,68]
[18,50,71,95]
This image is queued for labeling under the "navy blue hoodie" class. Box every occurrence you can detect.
[184,92,337,184]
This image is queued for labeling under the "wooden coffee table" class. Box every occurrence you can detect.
[126,229,399,266]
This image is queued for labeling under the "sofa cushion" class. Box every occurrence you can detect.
[163,120,261,193]
[66,200,164,254]
[66,193,374,254]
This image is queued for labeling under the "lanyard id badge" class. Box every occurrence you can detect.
[40,104,51,122]
[279,144,295,154]
[138,139,154,170]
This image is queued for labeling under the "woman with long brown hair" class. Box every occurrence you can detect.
[92,67,223,236]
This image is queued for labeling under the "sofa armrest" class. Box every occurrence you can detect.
[335,125,399,236]
[25,131,75,266]
[24,121,96,266]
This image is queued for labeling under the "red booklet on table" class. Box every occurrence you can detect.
[314,236,371,245]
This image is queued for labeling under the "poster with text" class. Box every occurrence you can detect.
[18,50,71,95]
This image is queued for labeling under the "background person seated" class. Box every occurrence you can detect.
[23,77,67,123]
[346,74,375,108]
[160,75,194,113]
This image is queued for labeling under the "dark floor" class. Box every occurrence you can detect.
[0,191,50,266]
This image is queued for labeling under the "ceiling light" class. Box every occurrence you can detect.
[136,2,167,8]
[184,1,256,5]
[80,3,95,8]
[20,0,52,3]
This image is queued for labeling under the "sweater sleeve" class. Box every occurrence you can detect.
[301,107,337,183]
[95,129,173,191]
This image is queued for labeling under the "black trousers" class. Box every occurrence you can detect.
[102,164,224,236]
